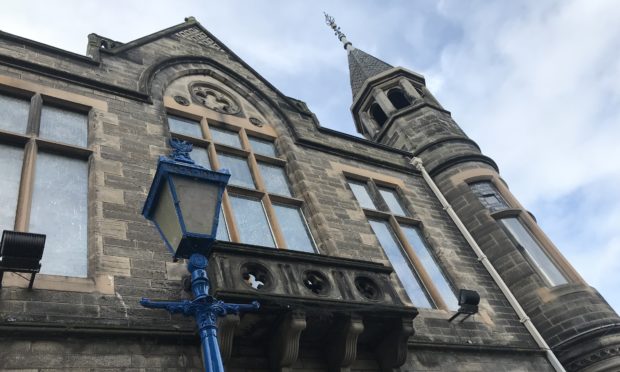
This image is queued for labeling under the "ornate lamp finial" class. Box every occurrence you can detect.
[324,12,354,51]
[169,138,195,164]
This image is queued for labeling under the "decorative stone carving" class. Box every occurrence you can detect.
[240,262,272,291]
[376,317,414,371]
[175,27,225,52]
[217,313,240,364]
[190,82,241,115]
[327,315,364,371]
[249,117,263,127]
[270,311,307,371]
[173,95,190,106]
[302,270,330,296]
[354,276,382,300]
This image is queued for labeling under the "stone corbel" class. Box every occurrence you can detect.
[376,317,414,371]
[327,315,365,372]
[217,313,240,364]
[270,311,307,372]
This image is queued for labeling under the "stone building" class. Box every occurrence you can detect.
[0,16,618,371]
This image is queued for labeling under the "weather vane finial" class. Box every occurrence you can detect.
[324,12,354,51]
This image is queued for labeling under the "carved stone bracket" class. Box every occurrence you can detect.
[327,315,364,372]
[376,317,414,371]
[217,313,240,365]
[270,311,307,372]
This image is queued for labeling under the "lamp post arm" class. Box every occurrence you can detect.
[223,300,260,314]
[139,298,194,315]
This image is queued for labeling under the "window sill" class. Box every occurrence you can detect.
[1,272,114,294]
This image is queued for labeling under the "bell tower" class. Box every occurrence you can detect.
[326,14,620,371]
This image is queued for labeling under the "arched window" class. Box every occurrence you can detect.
[387,88,410,110]
[370,103,388,127]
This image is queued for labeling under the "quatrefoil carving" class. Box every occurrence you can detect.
[190,82,241,115]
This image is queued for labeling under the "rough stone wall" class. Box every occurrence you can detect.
[0,22,562,371]
[0,336,202,371]
[376,95,620,369]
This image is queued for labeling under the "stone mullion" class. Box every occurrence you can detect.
[389,216,448,310]
[27,93,42,135]
[372,88,396,115]
[239,128,286,249]
[207,140,240,243]
[14,139,38,231]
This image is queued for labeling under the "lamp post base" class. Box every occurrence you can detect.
[140,253,259,372]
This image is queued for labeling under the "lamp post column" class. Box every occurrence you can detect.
[140,254,259,372]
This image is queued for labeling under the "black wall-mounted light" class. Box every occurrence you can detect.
[448,289,480,323]
[0,230,46,290]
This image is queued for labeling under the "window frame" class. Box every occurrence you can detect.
[165,111,317,253]
[470,179,572,287]
[0,89,93,278]
[345,176,456,310]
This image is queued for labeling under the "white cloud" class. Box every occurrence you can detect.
[431,0,620,311]
[0,0,617,312]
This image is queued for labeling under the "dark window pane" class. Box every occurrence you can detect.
[168,115,202,138]
[273,204,315,253]
[29,152,88,277]
[0,94,29,134]
[368,220,432,307]
[378,187,407,216]
[370,103,387,126]
[387,89,410,109]
[401,225,458,310]
[0,144,23,231]
[190,146,211,170]
[348,180,377,210]
[230,195,275,247]
[216,209,229,241]
[248,136,277,157]
[258,163,291,196]
[39,106,88,147]
[501,217,567,286]
[470,182,509,212]
[210,127,241,148]
[217,153,255,189]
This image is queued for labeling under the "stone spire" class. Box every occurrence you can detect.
[324,13,393,98]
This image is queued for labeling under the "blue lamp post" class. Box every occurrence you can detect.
[140,138,259,372]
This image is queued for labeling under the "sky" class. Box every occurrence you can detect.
[1,0,618,312]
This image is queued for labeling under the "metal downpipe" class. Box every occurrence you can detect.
[409,157,566,372]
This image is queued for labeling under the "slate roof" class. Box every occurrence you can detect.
[348,48,393,98]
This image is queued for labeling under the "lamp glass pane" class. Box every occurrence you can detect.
[248,136,277,157]
[171,175,219,235]
[217,153,255,189]
[0,94,29,134]
[402,225,458,310]
[216,209,229,241]
[153,179,184,254]
[230,195,275,247]
[39,106,88,147]
[258,163,291,196]
[273,204,315,253]
[210,127,241,148]
[369,219,432,308]
[378,187,408,216]
[348,180,377,210]
[168,115,203,138]
[30,152,88,277]
[501,217,568,286]
[0,144,23,232]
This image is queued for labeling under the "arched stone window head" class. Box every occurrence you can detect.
[387,88,410,110]
[370,103,388,127]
